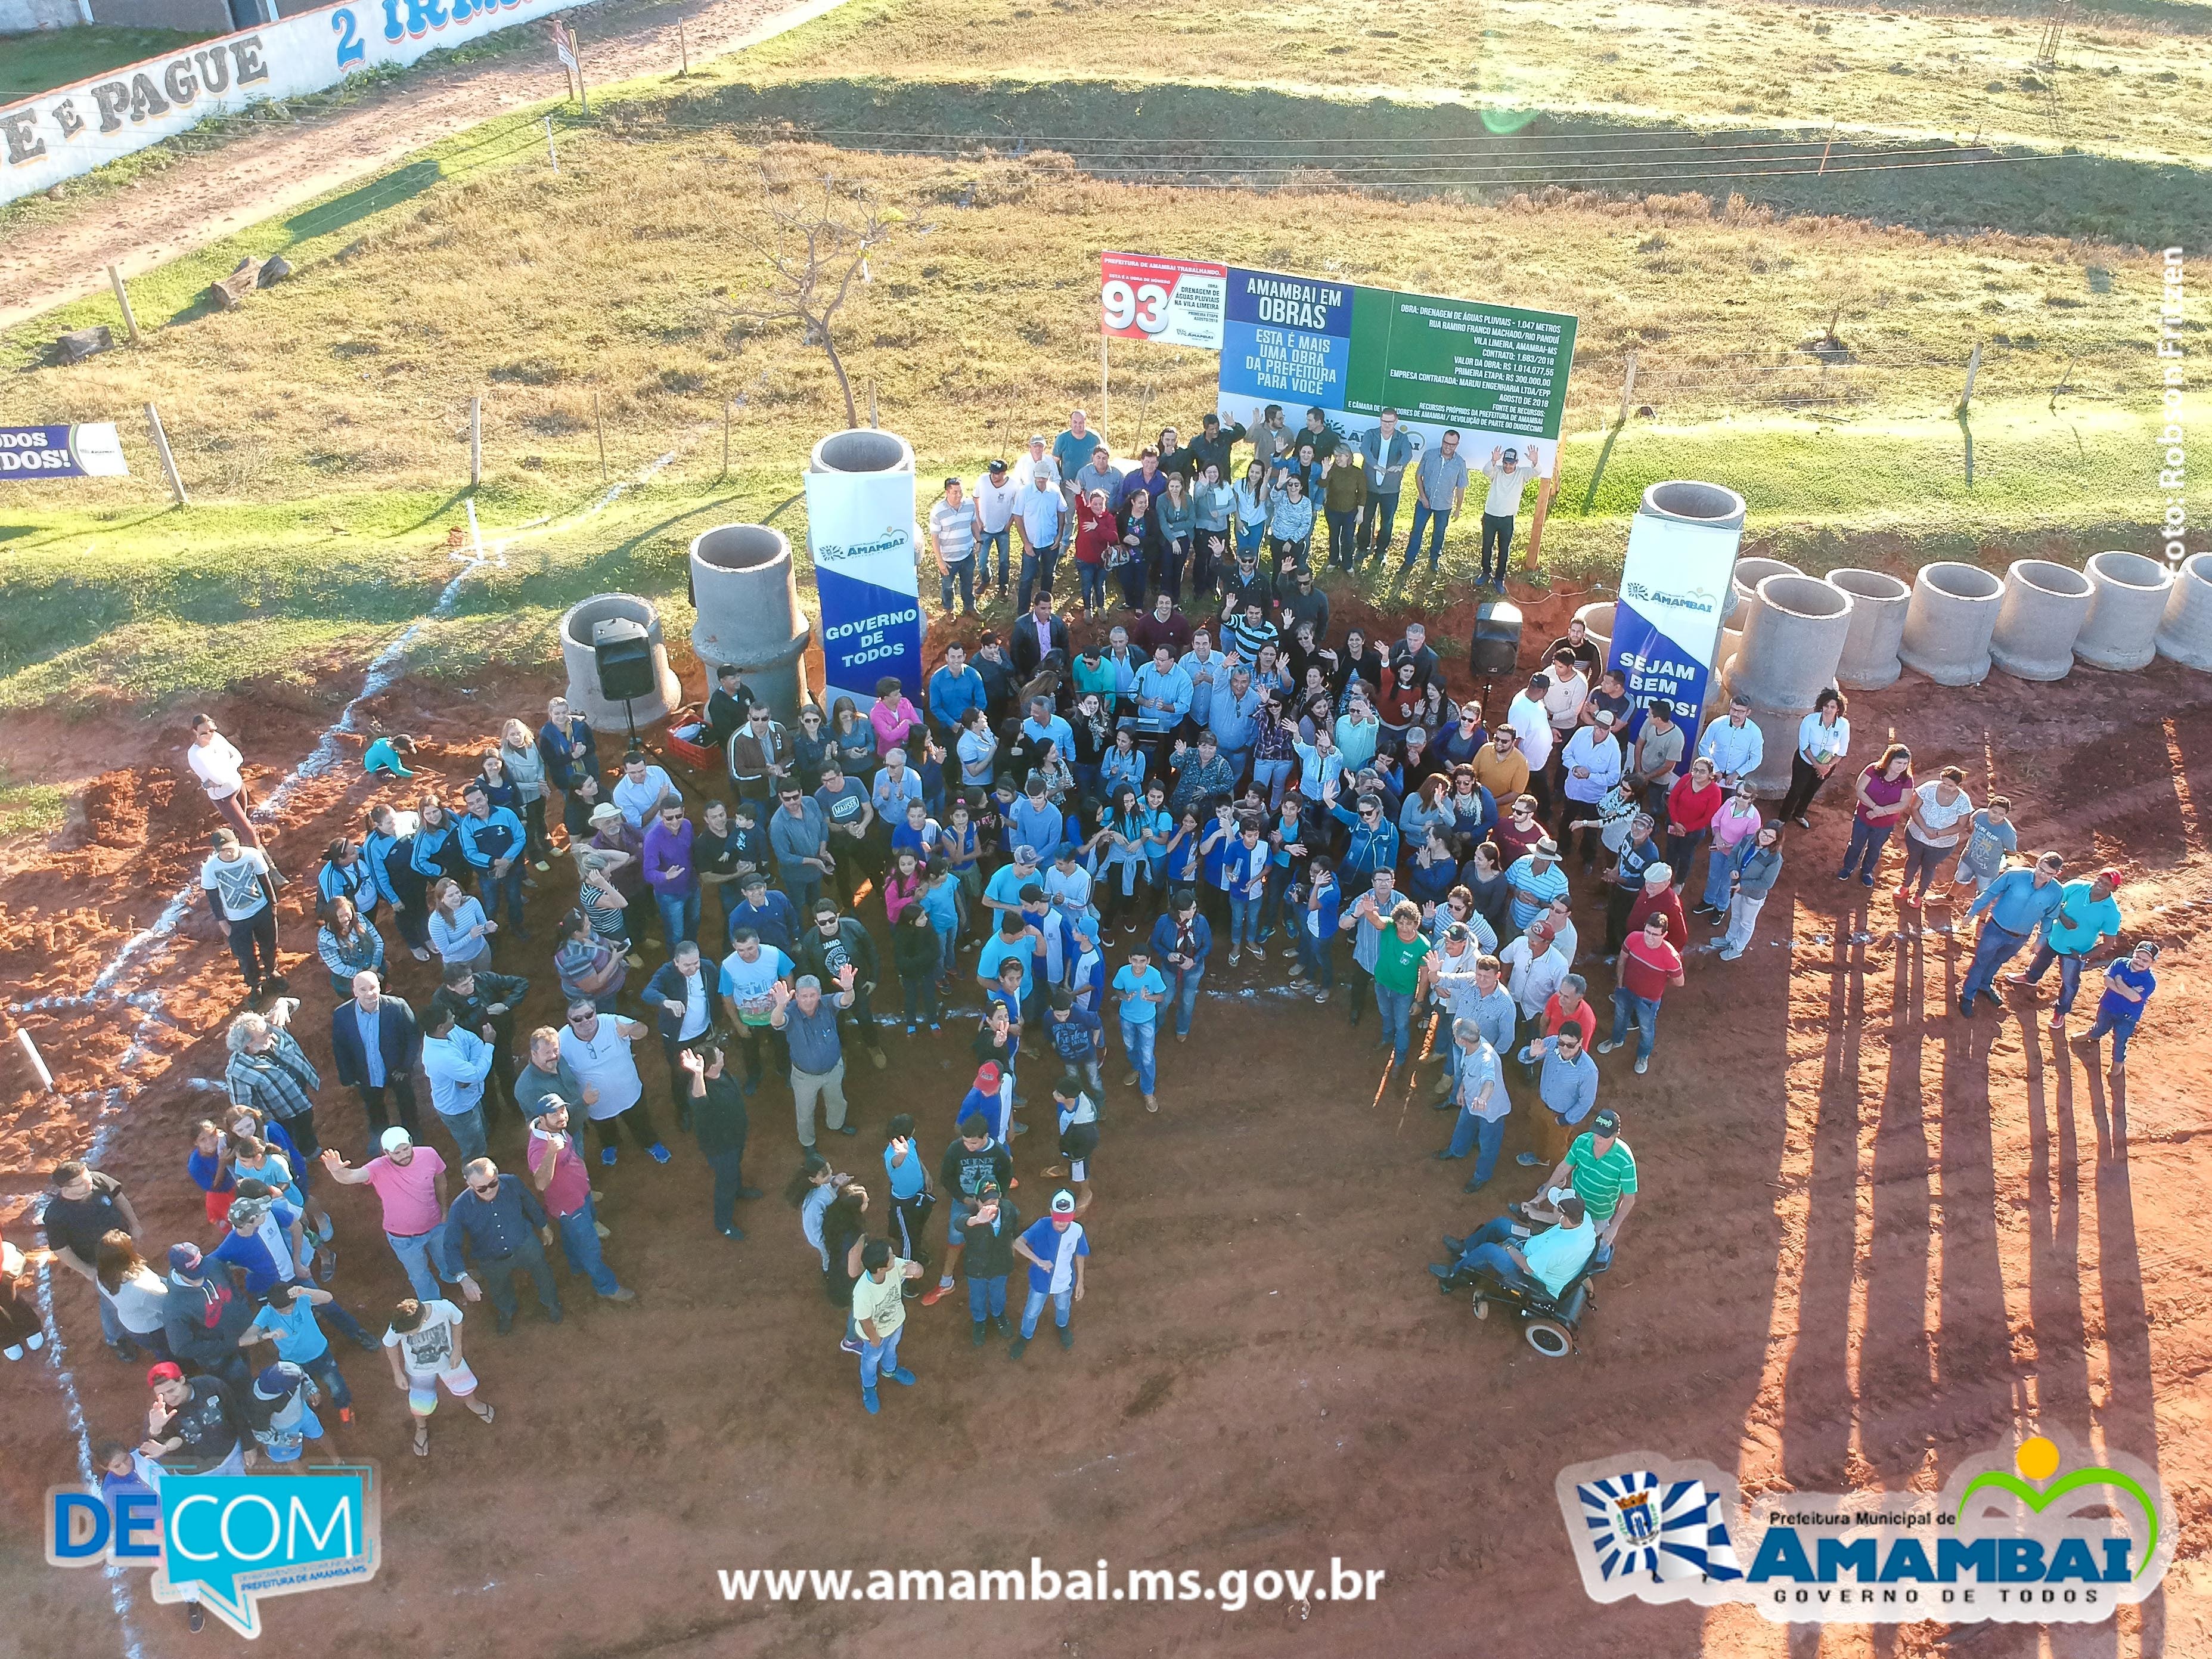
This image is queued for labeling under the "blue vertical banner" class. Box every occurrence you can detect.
[804,468,922,712]
[1606,514,1735,740]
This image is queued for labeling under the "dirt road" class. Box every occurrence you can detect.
[0,0,847,333]
[1,585,2202,1658]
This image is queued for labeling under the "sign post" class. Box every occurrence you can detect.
[144,404,186,504]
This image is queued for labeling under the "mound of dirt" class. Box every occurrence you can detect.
[80,770,151,849]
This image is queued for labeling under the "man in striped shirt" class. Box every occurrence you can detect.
[1504,838,1569,932]
[929,477,981,618]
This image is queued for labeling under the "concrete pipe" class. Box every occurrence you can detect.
[1728,575,1853,714]
[1826,568,1912,690]
[690,525,814,725]
[2153,552,2212,671]
[1728,557,1803,637]
[809,427,915,476]
[1573,601,1615,666]
[1897,562,2002,686]
[1638,481,1747,622]
[560,593,683,734]
[1716,626,1742,684]
[1988,559,2093,682]
[2074,551,2173,672]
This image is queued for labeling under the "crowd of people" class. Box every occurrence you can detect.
[13,405,2165,1506]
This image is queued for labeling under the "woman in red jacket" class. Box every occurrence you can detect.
[1664,756,1723,892]
[1072,489,1118,617]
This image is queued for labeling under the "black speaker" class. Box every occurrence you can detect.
[1468,599,1524,679]
[591,617,654,703]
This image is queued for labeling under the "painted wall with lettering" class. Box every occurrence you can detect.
[0,0,582,206]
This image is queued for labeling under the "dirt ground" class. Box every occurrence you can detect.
[0,0,847,332]
[1,584,2208,1659]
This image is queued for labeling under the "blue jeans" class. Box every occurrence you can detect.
[1960,921,2029,1007]
[781,868,823,917]
[1234,519,1266,560]
[966,1274,1009,1323]
[1251,758,1293,810]
[1701,844,1738,910]
[314,1298,374,1348]
[1445,1109,1506,1183]
[1837,818,1891,882]
[939,559,976,612]
[437,1103,488,1165]
[386,1228,444,1304]
[477,861,525,928]
[1608,987,1660,1063]
[1170,965,1205,1037]
[859,1323,905,1391]
[1228,891,1264,951]
[1400,504,1451,573]
[1121,1015,1158,1094]
[1078,562,1109,610]
[2021,943,2087,1012]
[1018,548,1060,612]
[1359,492,1400,559]
[552,1199,623,1296]
[655,889,700,953]
[2084,1008,2138,1064]
[1020,1283,1073,1338]
[978,528,1011,588]
[1900,835,1950,896]
[1296,928,1334,990]
[1376,983,1414,1063]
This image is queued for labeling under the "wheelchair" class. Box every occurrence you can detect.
[1435,1243,1608,1359]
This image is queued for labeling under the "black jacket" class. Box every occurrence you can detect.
[163,1267,258,1372]
[329,993,423,1090]
[691,1071,749,1158]
[1011,616,1072,683]
[1177,424,1245,482]
[958,1199,1022,1279]
[796,917,882,991]
[430,972,529,1045]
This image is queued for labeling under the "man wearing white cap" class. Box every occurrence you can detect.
[321,1131,450,1304]
[1007,1189,1089,1359]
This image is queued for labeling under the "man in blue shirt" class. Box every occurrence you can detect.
[1695,697,1765,791]
[1130,646,1194,746]
[927,644,988,739]
[1053,413,1109,491]
[727,872,797,957]
[2009,867,2123,1024]
[420,1006,496,1164]
[1959,851,2068,1018]
[1147,889,1214,1043]
[435,1158,561,1334]
[1019,694,1075,772]
[1205,664,1262,779]
[1007,777,1066,863]
[456,780,529,936]
[1327,784,1401,881]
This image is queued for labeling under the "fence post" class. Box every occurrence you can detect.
[722,399,733,476]
[868,377,878,429]
[544,114,559,172]
[1957,341,1983,415]
[144,401,187,506]
[107,264,141,345]
[470,395,482,488]
[595,392,607,481]
[570,25,588,113]
[679,16,688,75]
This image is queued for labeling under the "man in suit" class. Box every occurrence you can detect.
[645,941,719,1129]
[1010,592,1071,684]
[329,970,423,1151]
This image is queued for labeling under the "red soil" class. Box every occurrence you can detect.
[1,593,2207,1659]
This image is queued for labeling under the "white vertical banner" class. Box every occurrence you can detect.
[804,470,922,711]
[1606,514,1736,739]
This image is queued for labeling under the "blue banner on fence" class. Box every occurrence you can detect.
[1606,513,1735,742]
[804,468,922,711]
[1217,268,1354,414]
[0,423,128,479]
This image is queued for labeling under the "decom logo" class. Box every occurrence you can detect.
[49,1468,380,1638]
[1556,1435,2169,1625]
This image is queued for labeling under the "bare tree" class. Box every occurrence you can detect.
[721,157,902,430]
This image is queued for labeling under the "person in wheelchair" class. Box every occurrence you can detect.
[1430,1191,1594,1304]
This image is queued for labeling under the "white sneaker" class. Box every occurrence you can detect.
[1717,947,1742,961]
[1596,1040,1621,1055]
[27,1331,44,1351]
[3,1344,21,1361]
[1634,1056,1649,1074]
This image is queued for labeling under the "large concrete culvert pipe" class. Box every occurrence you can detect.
[1897,562,2002,686]
[690,525,814,725]
[1826,569,1912,691]
[1988,559,2093,683]
[1637,482,1748,622]
[2154,553,2212,672]
[560,593,683,734]
[2074,551,2173,672]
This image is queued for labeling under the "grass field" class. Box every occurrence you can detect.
[0,25,216,103]
[0,0,2197,718]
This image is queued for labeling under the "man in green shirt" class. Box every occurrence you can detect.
[852,1238,923,1415]
[1372,898,1433,1070]
[1519,1109,1636,1265]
